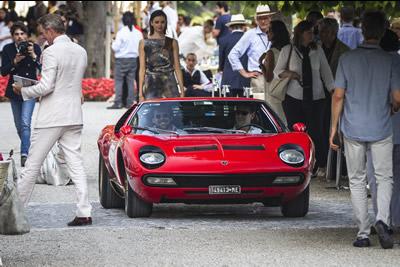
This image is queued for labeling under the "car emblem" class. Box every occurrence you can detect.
[221,161,228,166]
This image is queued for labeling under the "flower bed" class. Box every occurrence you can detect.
[0,76,115,102]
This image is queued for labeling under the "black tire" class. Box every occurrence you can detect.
[99,153,124,209]
[125,180,153,218]
[281,185,309,217]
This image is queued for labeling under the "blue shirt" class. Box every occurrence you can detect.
[335,44,400,142]
[338,24,363,50]
[228,26,270,73]
[215,14,231,45]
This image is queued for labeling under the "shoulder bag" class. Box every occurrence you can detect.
[268,44,293,102]
[0,151,30,235]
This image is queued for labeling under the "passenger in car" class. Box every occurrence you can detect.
[233,104,262,134]
[142,106,186,135]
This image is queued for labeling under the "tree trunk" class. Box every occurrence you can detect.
[270,4,293,37]
[81,1,108,78]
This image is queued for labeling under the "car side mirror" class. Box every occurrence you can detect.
[120,125,132,135]
[293,123,306,132]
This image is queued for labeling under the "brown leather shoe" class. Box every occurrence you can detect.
[67,216,92,227]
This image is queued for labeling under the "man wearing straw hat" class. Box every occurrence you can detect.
[219,14,250,97]
[228,4,275,99]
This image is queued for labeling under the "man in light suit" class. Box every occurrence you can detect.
[12,14,92,227]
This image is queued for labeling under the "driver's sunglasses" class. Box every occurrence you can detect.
[154,113,169,119]
[235,110,249,116]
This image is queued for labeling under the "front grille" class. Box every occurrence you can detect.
[142,173,304,188]
[222,145,265,151]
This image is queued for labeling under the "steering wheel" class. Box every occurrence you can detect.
[237,124,268,133]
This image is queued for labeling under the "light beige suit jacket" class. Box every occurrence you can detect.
[22,35,87,128]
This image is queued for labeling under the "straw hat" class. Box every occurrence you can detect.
[255,4,276,17]
[226,14,248,26]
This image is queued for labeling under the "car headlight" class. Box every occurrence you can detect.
[278,144,305,167]
[139,145,166,169]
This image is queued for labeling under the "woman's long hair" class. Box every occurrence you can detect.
[149,10,167,36]
[270,20,290,50]
[122,12,134,31]
[293,20,317,50]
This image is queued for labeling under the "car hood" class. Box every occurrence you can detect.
[123,133,313,173]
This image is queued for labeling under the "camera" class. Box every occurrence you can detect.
[18,41,32,57]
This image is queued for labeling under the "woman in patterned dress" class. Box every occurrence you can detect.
[138,10,184,102]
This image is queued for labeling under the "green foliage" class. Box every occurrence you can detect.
[236,1,400,20]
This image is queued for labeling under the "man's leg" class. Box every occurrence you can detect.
[391,144,400,227]
[370,136,393,226]
[20,99,36,157]
[343,136,370,239]
[366,147,378,217]
[125,57,138,106]
[18,127,63,207]
[58,125,92,218]
[112,58,125,106]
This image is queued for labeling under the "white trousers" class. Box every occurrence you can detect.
[344,135,393,239]
[18,125,92,217]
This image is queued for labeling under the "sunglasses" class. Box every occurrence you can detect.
[154,113,169,119]
[235,110,250,116]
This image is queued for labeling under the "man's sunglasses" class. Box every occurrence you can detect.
[235,110,250,116]
[154,113,169,119]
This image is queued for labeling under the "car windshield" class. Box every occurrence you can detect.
[127,100,283,135]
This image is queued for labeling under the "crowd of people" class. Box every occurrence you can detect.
[0,1,400,249]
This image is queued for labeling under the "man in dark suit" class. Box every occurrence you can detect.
[219,14,250,97]
[1,21,41,166]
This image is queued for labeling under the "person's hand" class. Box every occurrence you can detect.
[289,71,300,80]
[12,84,23,95]
[139,95,144,103]
[329,129,342,151]
[243,71,260,79]
[28,42,36,59]
[14,53,26,65]
[193,84,204,90]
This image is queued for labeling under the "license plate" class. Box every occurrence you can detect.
[209,185,241,195]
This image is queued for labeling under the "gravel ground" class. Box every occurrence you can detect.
[0,102,399,266]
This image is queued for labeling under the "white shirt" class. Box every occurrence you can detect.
[183,66,213,92]
[112,26,143,58]
[178,26,212,57]
[274,44,335,100]
[162,5,178,33]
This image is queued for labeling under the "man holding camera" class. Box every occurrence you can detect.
[1,21,41,167]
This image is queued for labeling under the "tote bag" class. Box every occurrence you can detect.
[269,45,293,102]
[0,153,30,235]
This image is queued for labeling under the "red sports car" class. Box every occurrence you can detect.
[98,98,315,218]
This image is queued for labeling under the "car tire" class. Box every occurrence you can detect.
[281,185,309,217]
[125,180,153,218]
[99,153,124,209]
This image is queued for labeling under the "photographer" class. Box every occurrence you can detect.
[1,21,41,167]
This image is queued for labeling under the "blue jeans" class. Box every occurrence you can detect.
[10,99,36,157]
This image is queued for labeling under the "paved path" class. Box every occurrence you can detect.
[0,102,399,267]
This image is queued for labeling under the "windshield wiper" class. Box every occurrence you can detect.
[131,126,180,136]
[183,127,246,135]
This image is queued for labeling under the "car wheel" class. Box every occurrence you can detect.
[125,179,153,218]
[99,153,124,209]
[281,185,309,217]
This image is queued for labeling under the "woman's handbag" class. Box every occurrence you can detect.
[268,45,293,102]
[0,150,30,235]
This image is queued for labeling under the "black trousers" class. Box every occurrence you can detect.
[282,94,328,168]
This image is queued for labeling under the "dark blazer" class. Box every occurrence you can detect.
[219,31,250,90]
[1,42,42,101]
[329,38,351,79]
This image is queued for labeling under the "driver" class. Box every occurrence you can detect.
[233,104,262,134]
[142,106,185,135]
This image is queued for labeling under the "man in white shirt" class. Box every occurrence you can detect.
[108,12,143,109]
[160,1,178,39]
[178,20,214,58]
[182,53,213,97]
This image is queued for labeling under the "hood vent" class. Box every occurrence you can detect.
[175,145,219,152]
[223,145,265,151]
